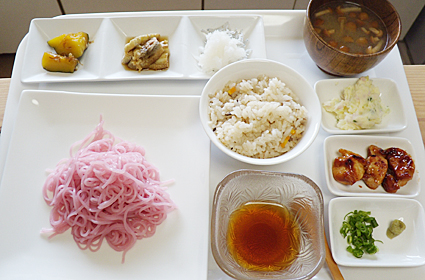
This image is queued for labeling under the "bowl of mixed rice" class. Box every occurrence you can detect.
[199,59,321,165]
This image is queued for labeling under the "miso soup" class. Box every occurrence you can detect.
[312,2,388,54]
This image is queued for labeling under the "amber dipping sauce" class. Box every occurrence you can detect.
[226,202,301,271]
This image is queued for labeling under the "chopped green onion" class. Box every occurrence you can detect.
[340,210,382,258]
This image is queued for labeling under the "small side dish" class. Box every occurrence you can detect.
[322,76,390,130]
[329,197,425,267]
[332,144,415,194]
[121,33,170,71]
[42,32,89,73]
[340,210,381,258]
[324,135,419,197]
[198,23,251,74]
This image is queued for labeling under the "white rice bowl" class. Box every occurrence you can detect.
[199,59,321,165]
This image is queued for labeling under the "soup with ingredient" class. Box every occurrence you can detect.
[312,1,388,54]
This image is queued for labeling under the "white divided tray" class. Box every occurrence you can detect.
[21,15,266,83]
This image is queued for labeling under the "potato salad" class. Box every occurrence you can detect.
[323,76,390,130]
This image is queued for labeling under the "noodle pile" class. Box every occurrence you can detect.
[42,118,176,262]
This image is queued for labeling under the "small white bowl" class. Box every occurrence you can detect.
[315,77,407,134]
[323,135,420,198]
[199,59,321,165]
[329,197,425,267]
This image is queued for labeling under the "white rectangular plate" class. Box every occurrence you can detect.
[0,90,210,279]
[324,135,420,197]
[315,78,407,134]
[21,18,105,83]
[329,197,425,267]
[21,15,266,83]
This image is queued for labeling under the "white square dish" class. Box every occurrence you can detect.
[186,15,266,79]
[21,17,105,83]
[102,16,186,80]
[324,135,420,197]
[315,78,407,134]
[0,90,210,279]
[329,197,425,267]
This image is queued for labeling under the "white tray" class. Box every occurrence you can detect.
[1,10,425,280]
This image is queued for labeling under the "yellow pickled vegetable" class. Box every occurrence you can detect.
[42,52,78,73]
[228,86,236,95]
[280,130,296,148]
[47,32,89,58]
[280,136,290,148]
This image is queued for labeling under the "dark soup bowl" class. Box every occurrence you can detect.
[303,0,401,76]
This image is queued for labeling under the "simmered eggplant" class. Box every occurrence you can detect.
[42,52,78,73]
[47,32,89,58]
[122,33,170,71]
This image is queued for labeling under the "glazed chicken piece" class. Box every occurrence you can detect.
[332,149,366,185]
[382,174,400,193]
[381,147,415,193]
[385,147,415,187]
[363,155,388,189]
[368,144,386,157]
[362,145,388,189]
[332,145,415,193]
[339,148,363,158]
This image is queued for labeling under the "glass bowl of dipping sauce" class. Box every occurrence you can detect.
[211,170,325,280]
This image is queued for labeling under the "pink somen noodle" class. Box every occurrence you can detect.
[41,117,176,262]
